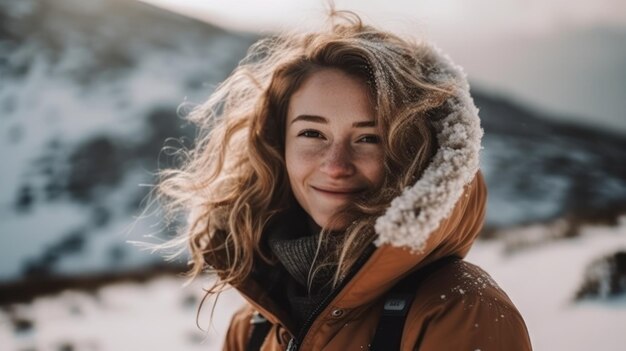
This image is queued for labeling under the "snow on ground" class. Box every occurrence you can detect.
[467,218,626,351]
[1,219,625,350]
[0,276,245,351]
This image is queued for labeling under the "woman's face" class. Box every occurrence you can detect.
[285,68,384,230]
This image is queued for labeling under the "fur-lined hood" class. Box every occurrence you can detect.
[375,42,483,251]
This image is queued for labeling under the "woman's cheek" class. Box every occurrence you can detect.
[354,148,385,185]
[291,142,324,161]
[286,142,322,183]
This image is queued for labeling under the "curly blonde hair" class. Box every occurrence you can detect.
[156,11,455,297]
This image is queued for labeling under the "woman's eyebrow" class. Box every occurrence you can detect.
[291,114,327,124]
[291,115,376,128]
[352,120,376,128]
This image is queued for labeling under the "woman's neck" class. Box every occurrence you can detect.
[306,216,322,236]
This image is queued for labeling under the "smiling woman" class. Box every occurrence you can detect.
[156,9,532,351]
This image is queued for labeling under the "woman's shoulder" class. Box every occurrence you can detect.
[404,259,533,350]
[414,259,512,306]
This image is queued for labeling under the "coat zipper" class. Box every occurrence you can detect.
[286,246,375,351]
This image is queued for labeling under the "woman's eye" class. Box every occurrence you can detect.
[357,135,381,144]
[298,130,324,139]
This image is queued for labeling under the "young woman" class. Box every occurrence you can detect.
[158,11,532,351]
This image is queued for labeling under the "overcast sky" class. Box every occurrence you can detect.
[141,0,626,34]
[140,0,626,133]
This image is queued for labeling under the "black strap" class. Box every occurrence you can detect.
[246,312,272,351]
[370,256,460,351]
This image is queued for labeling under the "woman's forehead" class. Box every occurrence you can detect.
[287,68,376,125]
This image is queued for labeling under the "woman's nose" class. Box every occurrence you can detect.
[320,143,356,178]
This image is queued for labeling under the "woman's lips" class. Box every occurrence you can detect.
[311,186,363,196]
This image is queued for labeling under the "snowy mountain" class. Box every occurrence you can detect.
[475,91,626,227]
[0,0,256,282]
[1,0,625,285]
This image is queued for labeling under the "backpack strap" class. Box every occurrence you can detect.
[370,256,460,351]
[246,311,272,351]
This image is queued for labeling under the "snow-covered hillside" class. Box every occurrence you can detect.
[0,0,255,281]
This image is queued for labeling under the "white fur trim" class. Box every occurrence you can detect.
[373,43,483,251]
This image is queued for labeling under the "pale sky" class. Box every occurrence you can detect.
[139,0,626,132]
[140,0,626,35]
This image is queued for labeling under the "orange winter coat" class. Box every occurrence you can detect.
[219,43,532,351]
